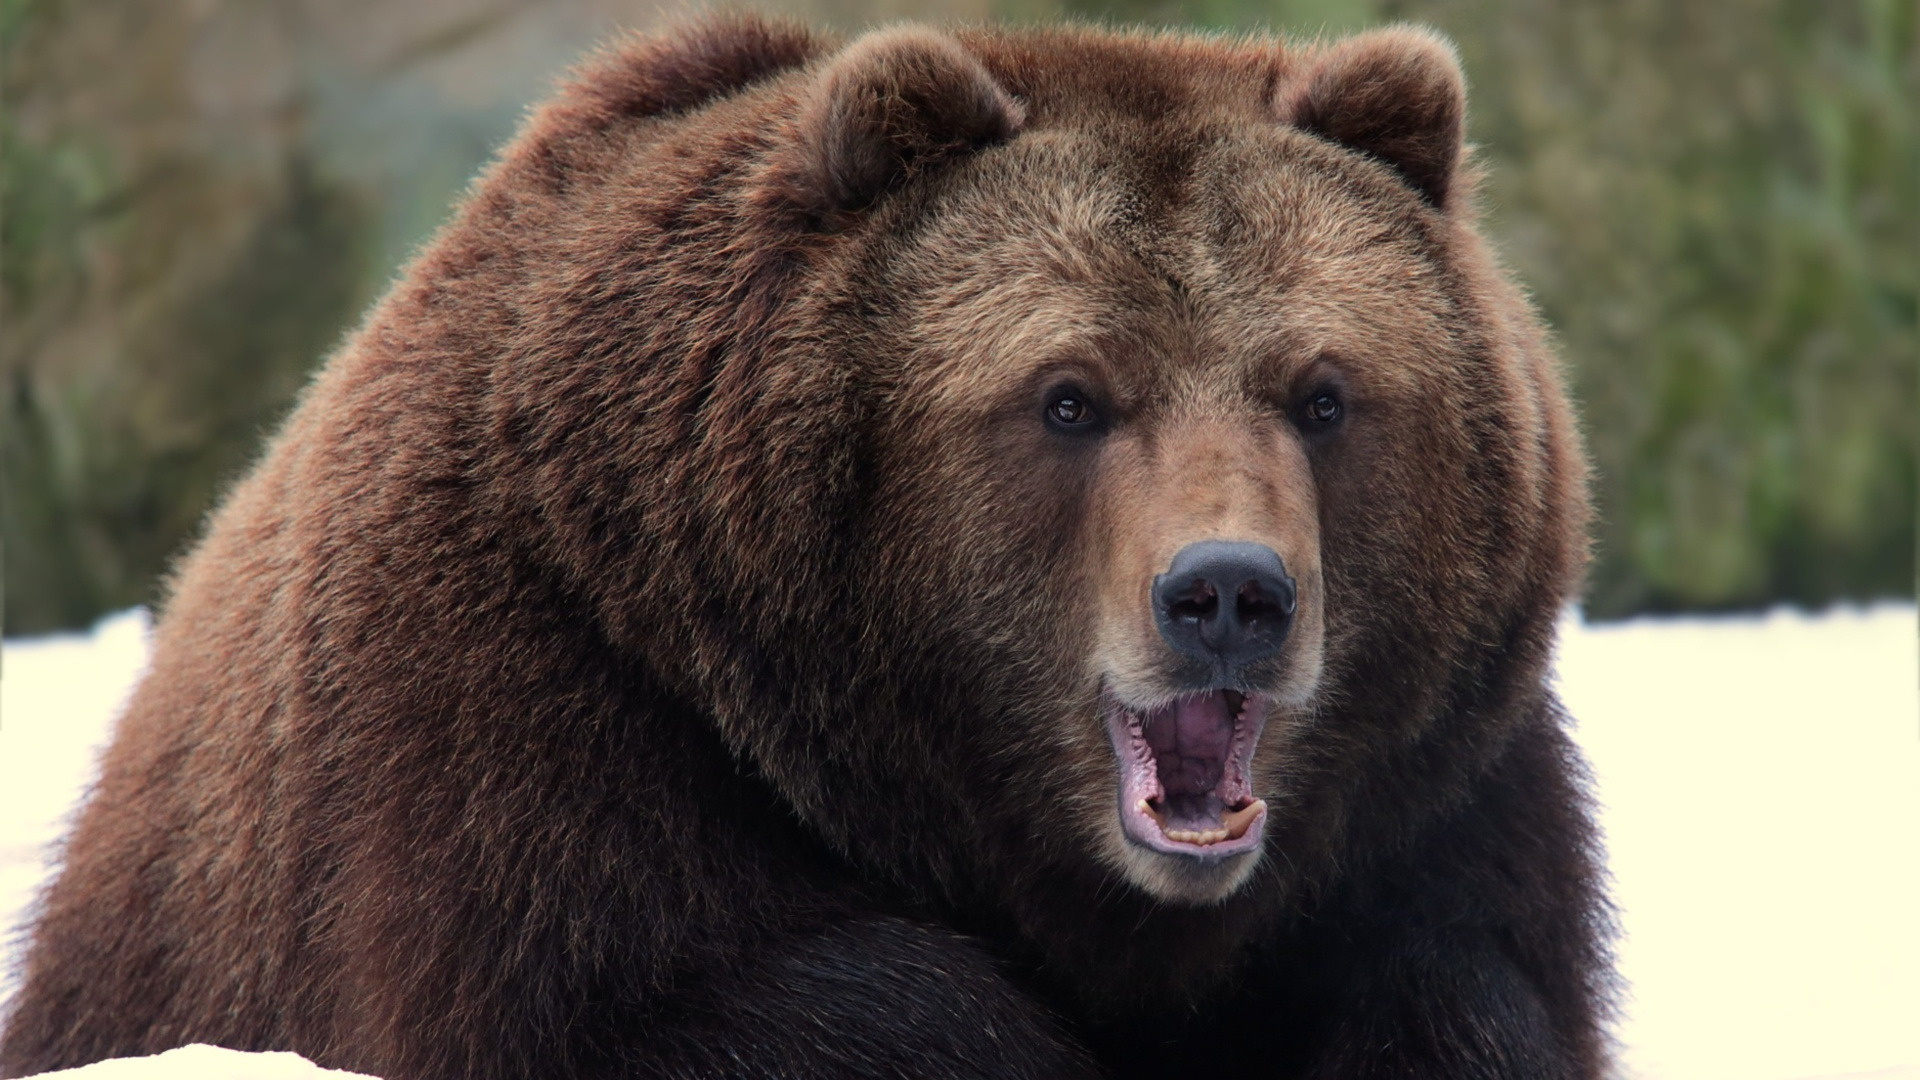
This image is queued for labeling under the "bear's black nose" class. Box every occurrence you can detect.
[1153,541,1297,671]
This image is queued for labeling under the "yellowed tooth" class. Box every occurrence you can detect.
[1222,798,1268,841]
[1164,827,1230,844]
[1148,801,1259,846]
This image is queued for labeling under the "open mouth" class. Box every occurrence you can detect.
[1104,687,1269,858]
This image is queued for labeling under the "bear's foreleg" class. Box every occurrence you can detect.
[1279,928,1596,1079]
[628,914,1100,1080]
[1276,720,1613,1079]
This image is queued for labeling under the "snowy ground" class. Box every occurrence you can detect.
[3,606,1916,1080]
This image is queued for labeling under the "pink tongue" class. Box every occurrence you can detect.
[1143,694,1233,797]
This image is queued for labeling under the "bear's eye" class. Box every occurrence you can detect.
[1045,392,1100,431]
[1302,391,1343,426]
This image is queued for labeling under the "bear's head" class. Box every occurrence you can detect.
[497,17,1586,977]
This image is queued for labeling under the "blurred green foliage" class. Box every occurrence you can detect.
[3,0,1914,634]
[3,0,375,632]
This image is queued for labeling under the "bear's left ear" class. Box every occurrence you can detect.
[786,27,1024,219]
[1278,27,1466,210]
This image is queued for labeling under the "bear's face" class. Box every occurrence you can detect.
[568,25,1580,925]
[860,118,1497,903]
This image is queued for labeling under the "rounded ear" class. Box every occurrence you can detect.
[789,27,1024,218]
[1278,26,1466,210]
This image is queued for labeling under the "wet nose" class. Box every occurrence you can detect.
[1153,541,1296,670]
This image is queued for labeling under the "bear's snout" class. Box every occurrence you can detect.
[1151,540,1297,676]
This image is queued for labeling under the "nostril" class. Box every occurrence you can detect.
[1167,581,1218,623]
[1235,577,1296,622]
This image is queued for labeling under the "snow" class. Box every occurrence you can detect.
[3,605,1916,1080]
[1557,606,1920,1080]
[26,1044,376,1079]
[0,608,151,975]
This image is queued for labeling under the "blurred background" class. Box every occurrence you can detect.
[2,0,1915,633]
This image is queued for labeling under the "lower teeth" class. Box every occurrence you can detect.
[1136,797,1267,845]
[1165,827,1230,844]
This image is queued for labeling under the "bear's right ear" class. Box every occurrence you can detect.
[1278,27,1467,210]
[784,28,1024,220]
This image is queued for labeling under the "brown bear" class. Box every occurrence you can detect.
[2,15,1612,1080]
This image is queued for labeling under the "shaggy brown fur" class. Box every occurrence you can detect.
[3,16,1612,1079]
